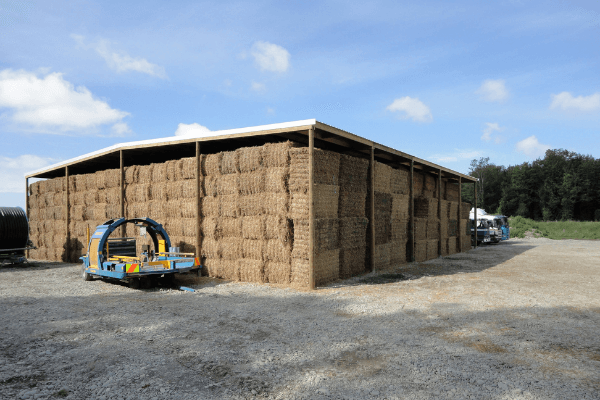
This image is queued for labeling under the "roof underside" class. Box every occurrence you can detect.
[26,120,476,183]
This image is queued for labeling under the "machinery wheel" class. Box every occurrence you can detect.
[140,277,152,289]
[162,273,176,287]
[129,278,140,289]
[82,265,93,281]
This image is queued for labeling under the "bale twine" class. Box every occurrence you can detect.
[391,167,409,194]
[265,167,289,193]
[166,181,183,200]
[338,190,366,218]
[339,247,366,278]
[263,141,298,168]
[414,218,427,241]
[241,216,265,240]
[264,215,291,240]
[138,164,154,184]
[265,261,291,284]
[203,153,222,176]
[181,157,198,180]
[374,162,393,193]
[220,194,240,218]
[427,219,440,240]
[201,196,220,217]
[220,217,241,238]
[263,193,288,216]
[414,240,427,262]
[239,259,265,283]
[339,154,368,193]
[216,174,239,196]
[426,239,439,260]
[339,218,368,249]
[239,171,265,195]
[391,194,409,220]
[152,163,167,182]
[242,239,264,260]
[220,237,242,260]
[389,240,407,265]
[391,218,409,241]
[200,238,220,258]
[125,166,138,184]
[237,146,263,172]
[221,151,239,174]
[265,239,292,263]
[150,183,167,201]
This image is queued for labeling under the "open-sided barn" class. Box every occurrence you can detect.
[25,120,476,288]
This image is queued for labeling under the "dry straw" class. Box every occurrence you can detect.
[389,240,407,265]
[152,163,167,182]
[181,157,198,180]
[201,196,220,217]
[264,215,291,241]
[414,240,427,262]
[239,259,264,283]
[203,153,222,176]
[447,237,457,254]
[237,146,263,172]
[391,167,410,195]
[426,239,439,260]
[265,167,289,193]
[265,239,292,263]
[374,162,392,193]
[426,219,440,240]
[374,211,391,245]
[375,192,393,213]
[412,171,423,196]
[461,202,471,219]
[238,193,263,216]
[288,185,339,219]
[338,190,366,218]
[339,154,368,192]
[242,239,264,260]
[166,181,183,200]
[220,259,240,281]
[414,218,427,240]
[221,151,239,174]
[445,182,459,201]
[447,219,458,237]
[374,243,391,269]
[220,237,242,260]
[391,194,409,220]
[241,216,265,240]
[150,183,167,201]
[216,174,239,196]
[263,193,288,216]
[339,247,366,278]
[166,200,182,218]
[201,238,220,258]
[265,261,291,284]
[220,217,241,238]
[239,171,265,195]
[314,249,340,285]
[220,194,240,218]
[263,141,298,168]
[391,218,409,241]
[166,160,182,182]
[289,148,341,191]
[414,196,438,219]
[339,217,368,249]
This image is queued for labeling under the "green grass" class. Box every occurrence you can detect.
[509,216,600,240]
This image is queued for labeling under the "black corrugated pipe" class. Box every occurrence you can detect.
[0,207,29,250]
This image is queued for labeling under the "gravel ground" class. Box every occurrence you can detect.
[1,239,599,400]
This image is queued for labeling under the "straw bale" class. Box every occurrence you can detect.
[446,182,459,201]
[124,166,138,184]
[238,193,264,216]
[220,194,240,218]
[390,240,407,265]
[166,181,183,200]
[28,208,39,222]
[201,217,218,239]
[105,169,120,188]
[216,174,239,195]
[289,148,341,191]
[126,202,149,219]
[339,247,366,278]
[447,201,459,219]
[424,173,436,192]
[338,190,366,218]
[314,249,340,285]
[201,196,220,217]
[265,215,291,240]
[292,218,339,259]
[128,184,151,203]
[221,151,239,174]
[391,167,410,194]
[447,219,458,237]
[412,171,423,196]
[105,187,120,205]
[220,259,240,281]
[179,199,196,218]
[34,248,47,261]
[461,202,471,219]
[263,141,298,168]
[201,238,220,258]
[439,200,449,219]
[414,196,438,219]
[461,236,471,252]
[448,237,458,255]
[53,192,63,206]
[105,203,120,219]
[426,239,439,260]
[374,162,392,193]
[242,239,264,260]
[414,240,427,262]
[339,217,368,249]
[42,192,53,207]
[414,218,427,240]
[373,243,391,269]
[83,207,95,221]
[241,216,265,240]
[288,185,339,219]
[43,220,54,232]
[339,154,368,193]
[265,167,289,193]
[166,160,182,181]
[203,153,222,176]
[427,219,440,240]
[150,183,167,201]
[265,239,292,263]
[54,177,66,192]
[265,261,291,284]
[239,259,264,283]
[440,216,449,239]
[221,237,242,260]
[391,218,409,241]
[460,219,469,236]
[93,204,107,221]
[181,157,198,180]
[239,170,265,195]
[97,189,109,204]
[30,181,40,195]
[55,206,66,220]
[137,164,154,184]
[166,219,183,236]
[166,200,182,218]
[148,200,167,221]
[375,192,393,213]
[152,163,167,182]
[203,258,220,277]
[391,194,409,220]
[203,175,218,197]
[237,146,263,172]
[375,211,391,245]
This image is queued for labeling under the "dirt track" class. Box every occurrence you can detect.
[1,238,599,399]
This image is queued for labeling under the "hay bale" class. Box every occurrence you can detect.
[338,190,367,218]
[263,141,298,168]
[179,199,195,218]
[374,162,392,193]
[265,239,292,263]
[201,238,220,258]
[265,261,291,284]
[374,243,391,269]
[375,192,393,213]
[242,239,264,260]
[391,218,409,241]
[220,217,241,238]
[201,196,220,217]
[241,216,265,240]
[391,194,409,220]
[314,249,340,285]
[166,181,183,200]
[104,169,120,188]
[414,196,438,219]
[220,194,239,218]
[339,247,366,278]
[237,146,263,172]
[166,219,183,236]
[150,183,167,201]
[446,182,459,201]
[30,181,40,195]
[461,202,471,219]
[289,148,341,191]
[375,210,391,245]
[148,200,167,221]
[53,192,63,206]
[412,171,423,196]
[289,185,339,219]
[414,218,427,240]
[105,203,120,219]
[221,237,242,260]
[389,240,407,265]
[97,189,108,204]
[427,219,440,240]
[239,171,265,195]
[93,204,107,221]
[424,173,436,192]
[414,240,427,262]
[265,215,291,240]
[391,167,410,194]
[216,174,239,196]
[220,259,240,281]
[203,153,222,176]
[151,163,167,182]
[221,151,239,174]
[238,193,263,216]
[292,218,339,259]
[448,237,458,254]
[203,258,220,278]
[339,154,368,193]
[166,200,182,218]
[461,236,471,252]
[265,167,288,193]
[339,218,368,249]
[125,166,138,184]
[202,217,219,239]
[166,160,182,181]
[426,239,439,260]
[83,206,95,221]
[105,187,120,205]
[263,193,288,216]
[239,259,264,283]
[182,219,196,237]
[203,175,218,197]
[448,201,459,219]
[181,157,199,180]
[446,219,458,237]
[127,202,149,219]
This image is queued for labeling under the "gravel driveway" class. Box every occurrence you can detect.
[1,238,599,400]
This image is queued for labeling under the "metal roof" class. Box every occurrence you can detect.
[26,119,476,183]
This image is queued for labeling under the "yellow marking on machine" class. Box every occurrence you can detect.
[147,260,171,269]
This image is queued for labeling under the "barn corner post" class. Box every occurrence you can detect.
[196,141,201,260]
[438,169,442,257]
[308,127,316,290]
[409,160,415,262]
[120,150,125,238]
[458,177,462,252]
[65,166,70,262]
[25,177,29,259]
[474,179,477,249]
[369,145,375,273]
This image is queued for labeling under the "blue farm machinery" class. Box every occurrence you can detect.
[81,217,201,288]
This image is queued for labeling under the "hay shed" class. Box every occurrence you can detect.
[25,119,477,289]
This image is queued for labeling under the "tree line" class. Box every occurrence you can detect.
[460,149,600,221]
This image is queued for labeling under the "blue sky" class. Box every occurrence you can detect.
[1,0,599,210]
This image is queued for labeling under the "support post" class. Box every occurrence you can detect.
[308,127,315,290]
[369,146,375,272]
[120,150,125,237]
[458,177,462,252]
[65,167,70,262]
[474,180,477,249]
[409,160,415,262]
[196,142,201,259]
[25,177,29,259]
[438,169,442,256]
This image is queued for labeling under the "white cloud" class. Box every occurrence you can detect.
[550,92,600,112]
[481,122,504,143]
[476,79,509,102]
[251,81,266,92]
[111,122,132,136]
[0,155,56,193]
[386,96,432,122]
[266,107,275,115]
[515,135,551,158]
[250,41,291,72]
[429,149,482,163]
[174,122,212,137]
[73,35,167,79]
[0,69,130,134]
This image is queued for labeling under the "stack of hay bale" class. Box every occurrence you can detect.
[414,194,439,262]
[27,178,66,262]
[460,201,471,251]
[338,154,369,278]
[372,162,393,269]
[390,167,410,265]
[289,147,341,286]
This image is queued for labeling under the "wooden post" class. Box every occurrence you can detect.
[458,177,462,252]
[438,169,442,256]
[409,160,415,262]
[474,180,477,249]
[369,146,375,272]
[25,177,29,259]
[65,167,70,262]
[308,127,315,290]
[120,150,125,237]
[196,142,201,259]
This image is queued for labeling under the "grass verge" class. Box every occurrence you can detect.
[509,216,600,240]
